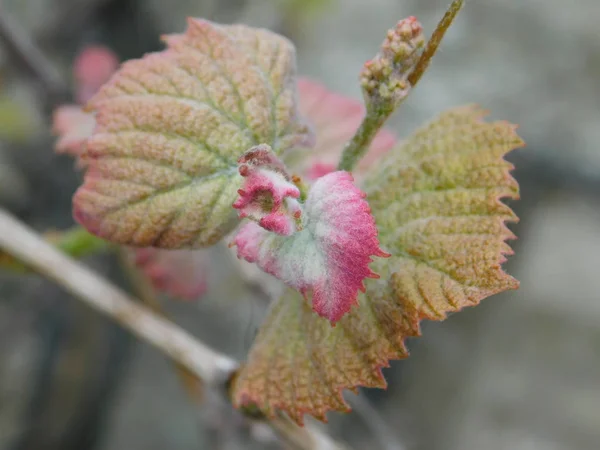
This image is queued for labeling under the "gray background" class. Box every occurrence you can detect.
[1,0,599,449]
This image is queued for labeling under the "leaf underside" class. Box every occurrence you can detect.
[232,105,524,424]
[133,248,208,300]
[73,18,309,248]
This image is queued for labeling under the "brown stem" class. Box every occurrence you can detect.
[407,0,464,88]
[0,208,347,450]
[117,249,205,402]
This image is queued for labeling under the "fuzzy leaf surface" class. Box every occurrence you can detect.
[233,105,524,424]
[73,19,309,248]
[233,171,388,323]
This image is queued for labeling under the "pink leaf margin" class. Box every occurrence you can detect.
[234,171,389,323]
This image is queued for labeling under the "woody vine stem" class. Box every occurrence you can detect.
[0,209,345,450]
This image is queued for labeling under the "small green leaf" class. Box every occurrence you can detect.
[232,105,524,424]
[73,19,310,248]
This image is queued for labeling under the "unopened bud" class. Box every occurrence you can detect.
[233,144,304,236]
[360,16,425,106]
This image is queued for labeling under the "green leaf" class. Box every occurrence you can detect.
[73,19,310,248]
[232,105,524,424]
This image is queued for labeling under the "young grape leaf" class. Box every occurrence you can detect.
[53,105,96,161]
[53,47,119,163]
[133,248,208,300]
[73,46,120,104]
[73,19,310,248]
[232,105,524,424]
[232,144,303,236]
[233,170,388,323]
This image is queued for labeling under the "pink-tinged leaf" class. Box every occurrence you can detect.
[132,248,208,300]
[233,144,301,236]
[233,105,524,424]
[293,77,396,177]
[229,246,286,300]
[233,171,389,323]
[52,105,96,160]
[74,46,120,104]
[72,19,311,249]
[305,161,336,180]
[53,47,118,163]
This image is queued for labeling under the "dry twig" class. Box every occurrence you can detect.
[0,208,346,450]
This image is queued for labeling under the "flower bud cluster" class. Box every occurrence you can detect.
[360,16,425,105]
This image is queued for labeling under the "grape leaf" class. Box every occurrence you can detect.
[232,105,524,424]
[73,19,310,248]
[133,248,208,300]
[73,46,120,104]
[53,105,96,160]
[233,170,388,323]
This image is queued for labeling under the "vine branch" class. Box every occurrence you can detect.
[117,249,206,402]
[0,208,347,450]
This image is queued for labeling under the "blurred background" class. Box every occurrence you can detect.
[0,0,599,449]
